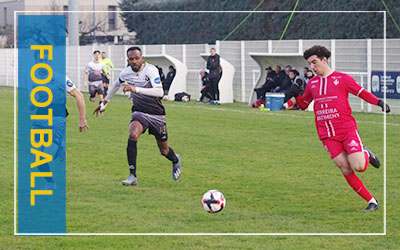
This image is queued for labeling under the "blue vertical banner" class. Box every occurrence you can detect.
[18,15,66,234]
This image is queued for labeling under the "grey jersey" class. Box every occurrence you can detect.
[119,63,165,115]
[85,61,105,87]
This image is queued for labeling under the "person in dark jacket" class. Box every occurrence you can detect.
[281,69,305,110]
[199,71,213,102]
[273,65,291,93]
[206,48,220,104]
[269,65,284,92]
[163,65,176,95]
[253,66,277,100]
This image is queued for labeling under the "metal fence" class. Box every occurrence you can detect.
[1,38,400,113]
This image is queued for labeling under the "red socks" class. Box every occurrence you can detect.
[286,99,294,107]
[343,171,373,202]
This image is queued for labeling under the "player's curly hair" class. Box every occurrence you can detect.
[303,45,331,60]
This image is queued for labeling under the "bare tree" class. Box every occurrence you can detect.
[78,13,109,44]
[45,0,64,13]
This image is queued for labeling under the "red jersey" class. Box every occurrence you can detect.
[297,71,379,140]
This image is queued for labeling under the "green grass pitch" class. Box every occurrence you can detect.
[1,86,400,249]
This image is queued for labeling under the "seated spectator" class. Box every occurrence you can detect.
[280,69,296,101]
[281,70,304,110]
[285,65,293,75]
[303,70,315,89]
[163,65,176,95]
[199,70,213,102]
[302,67,309,81]
[272,65,289,92]
[253,66,277,100]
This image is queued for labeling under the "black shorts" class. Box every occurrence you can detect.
[131,111,168,141]
[89,84,104,98]
[102,74,110,84]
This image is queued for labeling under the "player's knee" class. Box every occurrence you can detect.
[351,162,365,172]
[160,148,169,156]
[334,160,351,174]
[340,167,353,175]
[129,133,139,142]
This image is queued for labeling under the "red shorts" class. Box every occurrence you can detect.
[322,129,364,159]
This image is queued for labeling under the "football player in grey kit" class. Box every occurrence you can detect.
[93,46,181,185]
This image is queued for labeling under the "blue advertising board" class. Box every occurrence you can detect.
[371,71,400,99]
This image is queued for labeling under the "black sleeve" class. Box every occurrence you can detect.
[214,55,220,69]
[206,57,212,69]
[207,55,220,70]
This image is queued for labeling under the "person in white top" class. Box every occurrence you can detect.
[93,47,182,186]
[84,50,106,103]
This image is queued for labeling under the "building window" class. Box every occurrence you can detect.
[108,6,117,31]
[63,5,68,27]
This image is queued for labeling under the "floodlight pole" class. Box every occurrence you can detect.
[68,0,79,46]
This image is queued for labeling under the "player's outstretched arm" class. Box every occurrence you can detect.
[358,90,390,113]
[346,74,391,113]
[93,101,107,117]
[123,84,163,97]
[69,88,89,132]
[93,78,121,116]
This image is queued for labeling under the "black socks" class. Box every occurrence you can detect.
[127,139,137,177]
[166,147,179,164]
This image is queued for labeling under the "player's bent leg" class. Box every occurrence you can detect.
[334,152,378,209]
[347,151,366,172]
[332,152,353,175]
[99,94,104,102]
[157,140,181,180]
[129,121,143,142]
[363,146,380,169]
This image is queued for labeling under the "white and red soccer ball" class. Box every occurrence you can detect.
[202,190,225,213]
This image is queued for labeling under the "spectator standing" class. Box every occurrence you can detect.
[207,48,221,105]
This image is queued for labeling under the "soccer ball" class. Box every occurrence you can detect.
[202,190,226,213]
[162,95,169,101]
[181,96,190,102]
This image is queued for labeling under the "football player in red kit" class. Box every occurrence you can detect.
[291,45,390,211]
